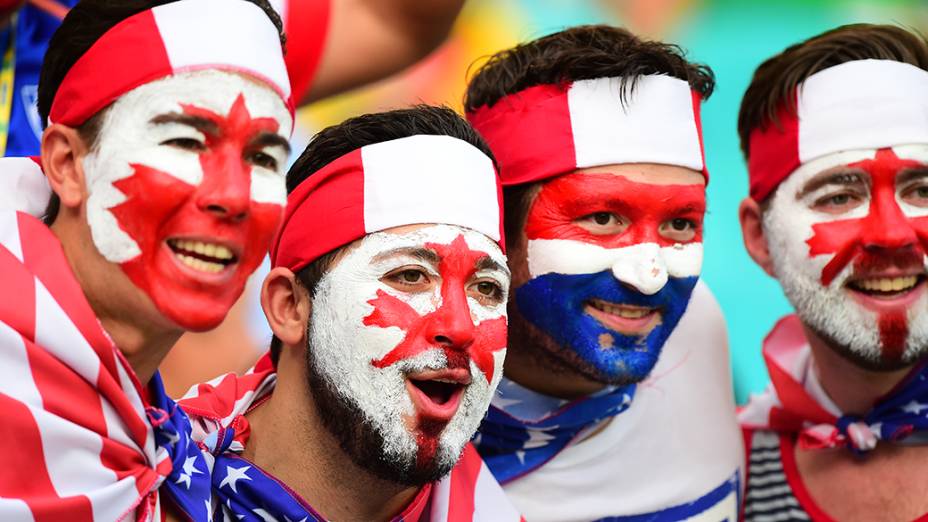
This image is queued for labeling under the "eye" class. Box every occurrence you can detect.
[812,191,865,214]
[249,151,279,171]
[902,183,928,208]
[382,267,432,292]
[659,218,698,242]
[575,212,627,235]
[468,279,504,305]
[161,137,205,151]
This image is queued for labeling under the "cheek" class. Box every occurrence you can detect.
[237,201,284,271]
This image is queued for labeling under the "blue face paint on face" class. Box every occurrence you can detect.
[515,270,698,383]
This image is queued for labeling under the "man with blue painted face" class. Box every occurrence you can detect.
[465,25,742,520]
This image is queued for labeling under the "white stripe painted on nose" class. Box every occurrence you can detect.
[611,243,667,295]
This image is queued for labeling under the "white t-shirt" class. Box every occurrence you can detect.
[500,281,743,521]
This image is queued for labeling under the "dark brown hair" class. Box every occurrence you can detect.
[737,23,928,159]
[463,24,715,113]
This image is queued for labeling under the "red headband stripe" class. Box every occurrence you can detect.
[272,135,504,273]
[50,0,292,127]
[747,60,928,202]
[467,75,707,186]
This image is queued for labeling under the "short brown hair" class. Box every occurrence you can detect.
[464,24,714,113]
[737,23,928,159]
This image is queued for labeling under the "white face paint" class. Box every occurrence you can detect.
[80,69,293,331]
[308,224,510,473]
[763,144,928,364]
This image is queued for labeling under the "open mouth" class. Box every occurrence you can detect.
[405,368,470,423]
[585,298,661,335]
[167,238,238,274]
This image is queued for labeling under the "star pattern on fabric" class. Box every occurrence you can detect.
[901,400,928,416]
[219,465,252,494]
[174,455,203,489]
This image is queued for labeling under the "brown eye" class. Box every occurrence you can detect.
[902,184,928,208]
[576,212,626,235]
[477,281,499,296]
[162,137,205,151]
[659,218,698,242]
[400,270,423,283]
[593,212,612,225]
[812,191,865,214]
[249,151,279,171]
[670,218,692,231]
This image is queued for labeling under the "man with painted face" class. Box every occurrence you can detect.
[737,24,928,521]
[0,0,293,519]
[177,106,521,521]
[464,25,742,520]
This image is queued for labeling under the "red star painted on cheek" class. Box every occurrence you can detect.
[364,235,507,383]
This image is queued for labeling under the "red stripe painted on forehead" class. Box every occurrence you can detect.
[524,172,706,247]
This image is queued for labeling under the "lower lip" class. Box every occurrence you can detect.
[846,280,926,313]
[405,380,464,424]
[164,243,237,284]
[585,304,660,335]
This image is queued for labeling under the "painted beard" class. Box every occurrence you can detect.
[305,225,509,485]
[81,70,292,331]
[764,145,928,369]
[513,172,705,384]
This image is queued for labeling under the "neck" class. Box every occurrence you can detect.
[804,325,913,415]
[243,349,419,521]
[52,219,181,384]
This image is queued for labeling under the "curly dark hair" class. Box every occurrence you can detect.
[738,23,928,159]
[463,24,715,113]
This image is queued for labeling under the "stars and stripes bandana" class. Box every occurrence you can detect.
[179,354,523,522]
[0,210,211,521]
[739,314,928,455]
[475,377,635,483]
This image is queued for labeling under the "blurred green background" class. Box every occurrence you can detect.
[295,0,928,404]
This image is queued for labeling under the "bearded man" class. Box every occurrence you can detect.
[177,106,521,521]
[738,24,928,521]
[0,0,294,519]
[464,25,742,520]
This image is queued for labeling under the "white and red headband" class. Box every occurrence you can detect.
[748,59,928,201]
[466,75,707,186]
[50,0,292,127]
[271,135,504,273]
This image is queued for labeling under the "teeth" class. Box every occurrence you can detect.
[591,301,653,319]
[855,276,918,292]
[176,253,226,274]
[170,239,234,261]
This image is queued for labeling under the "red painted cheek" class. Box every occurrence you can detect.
[365,235,507,384]
[524,172,705,247]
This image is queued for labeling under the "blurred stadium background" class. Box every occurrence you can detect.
[162,0,928,404]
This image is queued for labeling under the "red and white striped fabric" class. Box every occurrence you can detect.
[50,0,292,127]
[467,75,707,186]
[0,157,50,217]
[0,210,175,522]
[748,59,928,201]
[178,355,524,522]
[271,134,504,273]
[268,0,331,102]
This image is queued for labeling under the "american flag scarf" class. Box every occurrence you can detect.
[179,354,524,522]
[739,314,928,454]
[0,210,211,521]
[474,377,635,484]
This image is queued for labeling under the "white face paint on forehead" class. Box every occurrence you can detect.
[307,224,509,472]
[83,69,292,263]
[764,144,928,364]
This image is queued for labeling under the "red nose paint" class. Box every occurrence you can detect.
[805,148,928,358]
[110,95,284,331]
[365,234,507,384]
[525,172,705,246]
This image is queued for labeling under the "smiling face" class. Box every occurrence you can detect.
[509,164,706,384]
[305,224,510,485]
[764,145,928,368]
[82,69,292,331]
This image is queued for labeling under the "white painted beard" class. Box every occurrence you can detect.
[763,147,928,366]
[306,225,507,479]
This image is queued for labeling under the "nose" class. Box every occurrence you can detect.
[860,192,918,251]
[196,148,251,221]
[428,286,476,351]
[611,243,668,295]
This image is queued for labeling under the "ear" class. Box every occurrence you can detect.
[261,267,311,351]
[739,197,776,277]
[41,123,90,210]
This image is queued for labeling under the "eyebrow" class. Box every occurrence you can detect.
[476,256,510,277]
[150,113,218,134]
[372,247,441,265]
[252,132,292,155]
[897,167,928,186]
[797,169,866,200]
